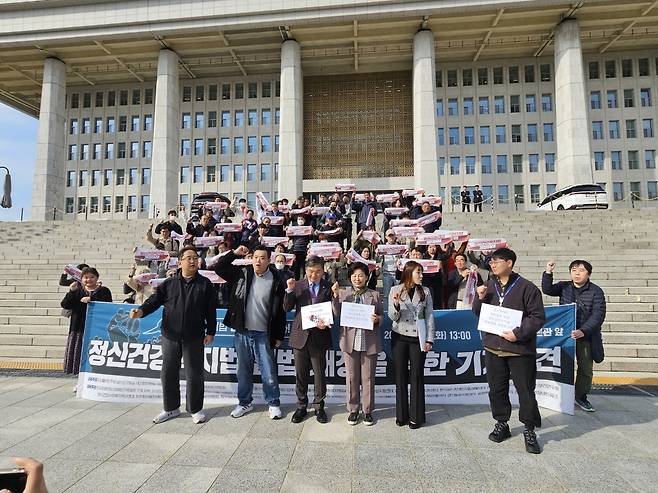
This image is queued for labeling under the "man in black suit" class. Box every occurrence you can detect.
[473,185,484,212]
[283,255,333,424]
[461,186,471,212]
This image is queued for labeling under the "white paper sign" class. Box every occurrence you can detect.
[477,303,523,336]
[340,302,375,330]
[300,301,334,330]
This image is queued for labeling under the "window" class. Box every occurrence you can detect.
[103,169,112,186]
[438,157,445,176]
[448,98,458,116]
[495,125,506,143]
[79,169,88,187]
[93,143,102,160]
[248,109,257,126]
[141,168,150,185]
[129,168,137,185]
[626,119,637,139]
[68,144,77,161]
[605,60,616,78]
[207,138,217,155]
[274,135,279,152]
[117,142,126,159]
[208,111,217,128]
[275,108,280,124]
[464,127,475,145]
[609,120,620,139]
[261,163,271,181]
[510,95,520,113]
[450,157,460,175]
[514,185,525,204]
[541,94,552,112]
[607,90,618,108]
[622,59,633,77]
[144,88,153,105]
[81,144,89,160]
[637,58,649,76]
[235,83,244,99]
[465,156,476,174]
[640,88,652,107]
[65,197,74,213]
[207,165,216,182]
[131,115,140,132]
[262,109,272,125]
[91,169,100,187]
[194,139,203,156]
[449,127,459,145]
[463,98,474,115]
[540,64,551,82]
[493,67,503,84]
[87,196,97,214]
[611,151,622,170]
[142,141,152,158]
[82,118,90,134]
[95,92,104,107]
[494,96,505,114]
[234,137,244,154]
[181,139,191,156]
[529,154,539,172]
[628,150,639,169]
[524,65,535,83]
[180,166,189,183]
[70,93,79,108]
[106,117,115,133]
[182,113,191,129]
[118,116,127,132]
[195,85,204,102]
[447,70,458,87]
[594,151,605,171]
[590,91,601,110]
[127,195,137,213]
[512,124,522,143]
[261,135,271,152]
[83,93,91,108]
[508,66,519,84]
[481,155,492,174]
[525,94,536,112]
[220,165,229,182]
[130,142,139,159]
[649,181,658,200]
[119,90,128,105]
[437,128,445,146]
[613,182,624,201]
[646,150,656,169]
[480,126,490,144]
[105,143,114,159]
[247,136,257,153]
[589,61,600,79]
[479,97,489,114]
[182,86,192,102]
[220,137,230,154]
[132,89,141,105]
[513,154,523,173]
[545,153,555,172]
[235,110,244,127]
[66,170,76,187]
[247,163,257,181]
[592,121,604,140]
[107,91,116,106]
[195,112,204,129]
[222,84,231,100]
[530,184,541,203]
[624,89,635,108]
[527,124,538,143]
[547,183,557,195]
[462,69,473,86]
[498,185,509,204]
[262,81,271,98]
[478,68,488,85]
[643,119,654,138]
[221,111,230,127]
[140,195,150,213]
[543,123,554,142]
[496,155,508,173]
[69,119,78,135]
[116,168,125,185]
[234,164,243,181]
[94,117,103,134]
[193,166,203,183]
[248,82,258,98]
[76,197,87,214]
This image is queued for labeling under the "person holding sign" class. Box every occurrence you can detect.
[284,255,333,424]
[388,261,435,429]
[472,248,545,454]
[331,263,383,426]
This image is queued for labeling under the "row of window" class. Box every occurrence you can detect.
[593,150,657,171]
[436,94,553,117]
[180,136,280,156]
[588,58,658,80]
[68,141,152,160]
[65,195,150,214]
[69,89,154,109]
[436,64,552,88]
[590,88,655,109]
[180,163,279,184]
[181,81,280,102]
[591,119,655,140]
[438,154,556,176]
[69,115,153,135]
[66,168,151,188]
[438,124,554,146]
[181,108,280,129]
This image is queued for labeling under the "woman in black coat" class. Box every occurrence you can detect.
[61,267,112,375]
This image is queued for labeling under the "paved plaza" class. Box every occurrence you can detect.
[0,372,657,493]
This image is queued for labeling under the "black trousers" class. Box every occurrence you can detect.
[293,251,307,280]
[294,345,327,410]
[161,336,205,414]
[485,351,541,429]
[462,203,471,212]
[474,203,482,212]
[392,332,426,424]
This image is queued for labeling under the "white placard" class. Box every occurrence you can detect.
[300,301,334,330]
[340,302,375,330]
[477,303,523,336]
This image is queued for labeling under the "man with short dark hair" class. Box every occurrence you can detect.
[130,245,217,424]
[543,259,606,412]
[284,255,333,424]
[472,247,546,454]
[155,209,183,235]
[473,185,484,213]
[461,186,471,212]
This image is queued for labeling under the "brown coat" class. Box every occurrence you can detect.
[283,278,334,351]
[333,288,383,356]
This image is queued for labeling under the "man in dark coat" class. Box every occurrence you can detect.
[461,186,471,212]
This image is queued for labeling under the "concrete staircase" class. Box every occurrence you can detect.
[0,210,657,381]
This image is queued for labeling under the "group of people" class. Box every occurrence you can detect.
[58,189,607,456]
[459,184,486,212]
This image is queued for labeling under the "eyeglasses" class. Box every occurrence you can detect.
[181,256,199,262]
[488,259,507,265]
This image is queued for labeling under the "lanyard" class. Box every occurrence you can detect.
[494,276,521,306]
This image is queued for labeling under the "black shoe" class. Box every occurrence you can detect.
[575,396,595,412]
[347,412,359,425]
[523,427,541,454]
[291,408,307,424]
[408,421,421,429]
[363,413,374,426]
[488,421,511,443]
[315,408,328,424]
[395,419,407,427]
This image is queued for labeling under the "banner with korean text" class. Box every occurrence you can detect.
[78,303,575,414]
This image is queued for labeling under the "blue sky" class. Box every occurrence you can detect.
[0,103,38,221]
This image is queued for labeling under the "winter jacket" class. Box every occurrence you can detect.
[61,286,113,333]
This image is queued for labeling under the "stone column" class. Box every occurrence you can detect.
[554,18,593,188]
[412,29,439,195]
[277,39,303,201]
[150,49,180,218]
[31,57,66,221]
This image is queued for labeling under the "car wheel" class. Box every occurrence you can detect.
[557,205,565,210]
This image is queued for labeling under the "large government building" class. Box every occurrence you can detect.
[0,0,657,220]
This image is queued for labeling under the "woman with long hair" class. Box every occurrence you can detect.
[388,261,435,428]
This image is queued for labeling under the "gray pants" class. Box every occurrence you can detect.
[161,336,205,414]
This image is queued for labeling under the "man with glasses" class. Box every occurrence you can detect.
[472,248,545,454]
[542,260,606,412]
[130,245,217,424]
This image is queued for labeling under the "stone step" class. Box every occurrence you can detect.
[604,344,658,358]
[0,325,68,335]
[605,312,658,322]
[0,345,64,359]
[594,357,658,373]
[604,332,658,345]
[0,316,68,326]
[0,333,67,346]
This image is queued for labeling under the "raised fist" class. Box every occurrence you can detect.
[545,261,556,274]
[286,278,296,291]
[234,245,249,256]
[476,285,488,300]
[129,308,143,319]
[331,282,340,297]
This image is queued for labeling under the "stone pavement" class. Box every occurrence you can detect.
[0,373,657,493]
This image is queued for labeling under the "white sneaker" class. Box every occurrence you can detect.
[230,403,253,418]
[269,406,282,420]
[192,410,207,424]
[153,409,181,424]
